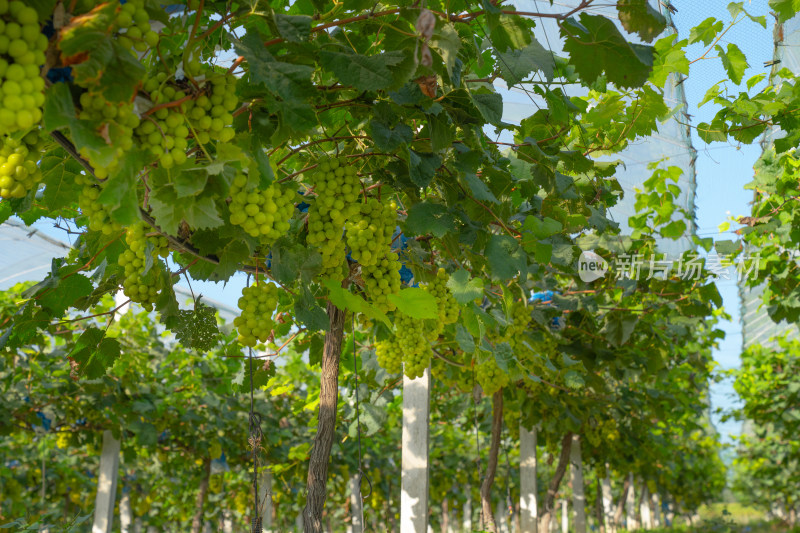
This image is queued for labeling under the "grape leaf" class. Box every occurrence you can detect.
[486,235,527,281]
[369,120,413,152]
[69,328,120,379]
[170,302,221,351]
[405,202,457,238]
[689,17,724,46]
[319,49,406,92]
[470,90,503,125]
[617,0,667,43]
[716,43,748,85]
[496,39,555,85]
[561,13,654,89]
[233,32,315,102]
[387,288,438,319]
[408,150,441,188]
[446,269,484,305]
[274,14,312,42]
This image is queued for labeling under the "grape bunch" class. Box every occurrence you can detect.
[117,222,169,311]
[136,74,190,168]
[185,73,238,145]
[375,336,403,375]
[500,303,532,351]
[0,129,43,198]
[306,157,361,278]
[0,1,48,133]
[77,92,140,178]
[346,199,395,267]
[233,283,279,348]
[361,252,402,313]
[396,313,432,379]
[114,0,160,54]
[228,173,296,242]
[476,358,509,396]
[76,175,123,236]
[426,267,459,326]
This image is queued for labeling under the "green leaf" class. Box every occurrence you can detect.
[561,13,654,88]
[322,280,390,327]
[233,32,314,102]
[715,239,741,254]
[497,39,555,85]
[446,269,484,305]
[40,153,82,211]
[486,235,526,281]
[564,370,585,390]
[716,43,748,85]
[405,202,457,238]
[37,274,94,317]
[430,23,461,77]
[42,84,76,132]
[408,150,441,188]
[601,312,638,347]
[769,0,800,22]
[69,328,120,379]
[659,219,687,239]
[471,90,503,125]
[295,288,330,332]
[689,17,724,46]
[369,120,413,152]
[387,288,439,319]
[171,302,221,351]
[98,149,148,225]
[523,216,562,240]
[617,0,667,42]
[533,242,552,264]
[239,358,276,393]
[462,172,499,204]
[274,14,312,42]
[455,324,475,353]
[319,49,406,92]
[650,33,688,87]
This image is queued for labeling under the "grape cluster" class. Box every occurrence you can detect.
[0,129,42,198]
[228,173,295,242]
[346,200,395,267]
[426,267,459,326]
[76,175,123,236]
[476,358,509,396]
[117,222,168,311]
[233,283,279,348]
[306,157,361,278]
[78,92,140,178]
[0,1,48,133]
[185,74,237,145]
[500,303,532,351]
[396,313,432,379]
[136,74,190,168]
[114,0,160,54]
[375,337,403,375]
[361,252,402,313]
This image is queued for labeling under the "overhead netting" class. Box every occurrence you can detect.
[501,0,697,254]
[0,219,238,321]
[738,16,800,350]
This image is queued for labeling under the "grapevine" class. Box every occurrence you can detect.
[475,357,509,396]
[76,175,122,236]
[77,92,139,179]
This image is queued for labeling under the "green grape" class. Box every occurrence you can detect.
[306,156,361,278]
[346,199,395,267]
[0,1,47,133]
[117,222,168,311]
[475,357,509,396]
[77,174,123,236]
[0,129,42,198]
[394,312,431,379]
[228,172,296,242]
[361,252,401,313]
[77,92,140,178]
[233,283,279,347]
[187,73,238,144]
[115,0,160,55]
[375,337,403,375]
[423,267,459,340]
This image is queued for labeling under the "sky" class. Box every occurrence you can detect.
[9,0,785,447]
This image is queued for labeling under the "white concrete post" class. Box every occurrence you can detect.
[401,368,430,533]
[570,435,586,533]
[520,426,538,533]
[495,500,509,533]
[202,521,212,533]
[92,430,121,533]
[640,484,651,530]
[625,474,637,531]
[602,470,614,533]
[260,470,273,532]
[295,513,304,531]
[146,527,157,533]
[463,493,473,532]
[651,492,660,527]
[120,490,132,533]
[560,500,568,533]
[222,512,233,533]
[349,474,363,533]
[133,519,142,533]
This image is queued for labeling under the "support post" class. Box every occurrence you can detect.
[463,493,472,532]
[120,489,132,533]
[92,430,121,533]
[570,435,586,533]
[639,484,651,530]
[495,500,509,533]
[625,474,637,531]
[260,470,273,532]
[520,426,538,533]
[400,368,430,533]
[602,470,613,533]
[560,500,568,533]
[349,474,363,533]
[651,492,660,528]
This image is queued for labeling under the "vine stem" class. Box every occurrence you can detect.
[480,390,503,533]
